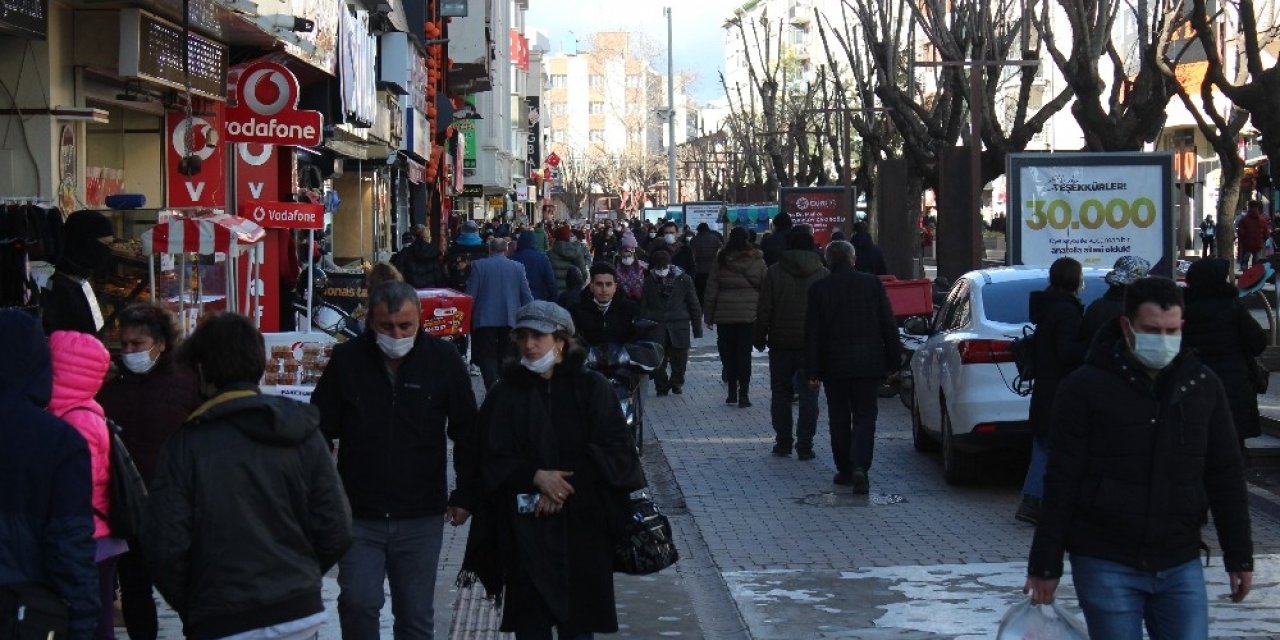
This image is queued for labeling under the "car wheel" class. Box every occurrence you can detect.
[912,395,938,453]
[941,401,978,485]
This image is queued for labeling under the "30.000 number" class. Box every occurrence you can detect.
[1024,198,1157,231]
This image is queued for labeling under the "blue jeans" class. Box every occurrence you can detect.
[1021,437,1049,499]
[338,517,445,640]
[768,349,819,448]
[1070,555,1208,640]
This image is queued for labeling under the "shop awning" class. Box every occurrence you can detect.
[141,213,266,255]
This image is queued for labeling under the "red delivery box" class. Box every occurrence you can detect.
[417,288,474,336]
[882,278,934,319]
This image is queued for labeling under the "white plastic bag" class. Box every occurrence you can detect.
[996,599,1089,640]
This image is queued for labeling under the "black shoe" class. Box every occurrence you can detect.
[725,392,738,404]
[851,469,869,495]
[671,386,683,395]
[1015,495,1041,525]
[656,389,669,397]
[772,443,792,457]
[738,396,752,408]
[833,472,853,486]
[796,448,815,461]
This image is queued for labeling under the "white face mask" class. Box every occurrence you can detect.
[377,332,416,359]
[664,233,676,244]
[121,350,157,375]
[1130,331,1181,370]
[621,256,636,266]
[521,349,557,374]
[653,267,670,277]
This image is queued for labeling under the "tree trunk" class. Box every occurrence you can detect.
[1217,158,1245,267]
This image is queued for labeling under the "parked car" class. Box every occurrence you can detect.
[907,266,1108,484]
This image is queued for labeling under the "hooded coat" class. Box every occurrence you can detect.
[548,240,589,293]
[143,390,352,640]
[703,247,767,326]
[754,249,829,351]
[48,331,113,539]
[639,265,703,349]
[1027,289,1089,440]
[392,239,445,289]
[851,231,888,276]
[511,232,560,302]
[0,310,98,639]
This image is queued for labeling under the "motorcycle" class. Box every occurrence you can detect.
[585,338,663,456]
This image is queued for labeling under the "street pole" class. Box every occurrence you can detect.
[665,6,677,207]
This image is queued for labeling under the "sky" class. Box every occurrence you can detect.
[526,0,744,102]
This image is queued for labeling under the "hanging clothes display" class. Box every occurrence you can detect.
[0,203,63,310]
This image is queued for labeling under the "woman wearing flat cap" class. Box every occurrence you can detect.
[458,300,643,639]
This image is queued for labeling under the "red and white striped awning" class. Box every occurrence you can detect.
[141,214,266,255]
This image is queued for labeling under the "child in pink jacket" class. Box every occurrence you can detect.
[50,330,124,640]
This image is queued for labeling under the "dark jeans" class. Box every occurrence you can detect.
[824,377,881,474]
[117,549,158,640]
[471,326,513,390]
[716,323,754,396]
[769,349,819,449]
[97,555,120,640]
[653,335,689,392]
[693,272,710,304]
[338,517,445,640]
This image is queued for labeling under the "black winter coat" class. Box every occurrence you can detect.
[690,230,723,275]
[97,357,201,483]
[1028,290,1089,440]
[392,240,445,289]
[42,271,101,336]
[1183,290,1268,439]
[639,266,703,349]
[754,249,828,351]
[570,290,642,347]
[1082,284,1125,340]
[312,330,479,518]
[761,224,793,266]
[143,391,352,639]
[851,233,888,276]
[459,357,643,636]
[804,263,900,380]
[1028,324,1253,579]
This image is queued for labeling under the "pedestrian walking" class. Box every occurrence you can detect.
[615,244,647,301]
[1238,201,1270,270]
[1025,276,1254,638]
[48,330,125,640]
[754,229,828,459]
[0,310,98,639]
[392,225,445,289]
[592,225,620,264]
[97,304,200,640]
[1184,258,1267,447]
[691,222,724,303]
[43,210,114,335]
[312,281,478,640]
[640,250,702,396]
[805,241,899,494]
[760,212,794,266]
[704,227,767,407]
[549,226,589,293]
[556,265,586,312]
[511,231,559,302]
[850,222,888,276]
[1017,257,1090,525]
[445,221,487,292]
[458,301,644,640]
[1082,256,1149,340]
[570,263,642,347]
[144,312,352,640]
[1200,215,1217,257]
[468,237,534,389]
[647,221,696,274]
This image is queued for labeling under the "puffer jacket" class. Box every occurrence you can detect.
[1027,290,1088,440]
[392,239,445,289]
[48,331,112,539]
[690,230,723,275]
[754,249,829,351]
[703,248,766,325]
[1028,323,1253,579]
[548,240,589,293]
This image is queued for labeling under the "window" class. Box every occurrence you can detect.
[589,129,605,142]
[552,131,566,143]
[550,74,567,88]
[589,74,605,87]
[626,74,642,88]
[589,101,604,114]
[551,103,567,116]
[980,276,1107,325]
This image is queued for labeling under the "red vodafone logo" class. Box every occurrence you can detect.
[226,61,323,147]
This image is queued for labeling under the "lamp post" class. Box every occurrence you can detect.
[663,7,677,207]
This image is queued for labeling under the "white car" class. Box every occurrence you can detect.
[907,266,1109,484]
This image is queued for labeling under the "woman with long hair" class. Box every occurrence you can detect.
[703,227,767,407]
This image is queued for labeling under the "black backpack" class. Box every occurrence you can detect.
[61,409,149,540]
[1009,325,1036,397]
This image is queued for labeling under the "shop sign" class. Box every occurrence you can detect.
[525,96,540,171]
[683,202,723,229]
[456,119,476,170]
[339,6,378,127]
[546,152,560,167]
[0,0,47,39]
[510,30,529,72]
[1007,152,1174,275]
[439,0,467,17]
[460,184,483,198]
[166,106,226,208]
[235,142,279,204]
[226,61,324,147]
[241,202,325,230]
[779,186,850,247]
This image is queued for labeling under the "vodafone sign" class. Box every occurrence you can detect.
[226,61,323,147]
[241,202,325,230]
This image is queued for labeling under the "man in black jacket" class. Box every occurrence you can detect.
[1025,277,1253,638]
[760,212,794,266]
[313,280,479,640]
[144,312,352,640]
[805,241,899,494]
[570,263,641,347]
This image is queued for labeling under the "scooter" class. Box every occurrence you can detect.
[585,339,663,456]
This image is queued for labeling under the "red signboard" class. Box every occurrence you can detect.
[240,202,325,229]
[234,142,280,204]
[510,30,529,72]
[546,152,560,167]
[779,186,852,248]
[226,61,323,147]
[166,105,226,208]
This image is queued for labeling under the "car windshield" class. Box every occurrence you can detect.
[981,275,1107,325]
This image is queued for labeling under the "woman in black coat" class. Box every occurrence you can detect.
[1184,258,1267,442]
[459,301,643,639]
[1017,257,1089,525]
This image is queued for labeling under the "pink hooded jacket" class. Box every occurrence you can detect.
[49,331,112,539]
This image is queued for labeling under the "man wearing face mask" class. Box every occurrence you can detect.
[43,209,115,335]
[312,280,479,640]
[646,221,696,274]
[1025,277,1254,639]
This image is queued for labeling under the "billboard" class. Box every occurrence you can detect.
[779,186,852,247]
[683,202,723,229]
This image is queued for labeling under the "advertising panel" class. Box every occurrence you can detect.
[241,202,325,229]
[226,61,324,147]
[1007,153,1174,275]
[683,202,723,229]
[779,187,851,247]
[166,105,225,208]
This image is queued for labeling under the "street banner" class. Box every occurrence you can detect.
[683,202,723,230]
[779,187,851,247]
[1007,153,1174,275]
[241,202,325,230]
[166,105,225,208]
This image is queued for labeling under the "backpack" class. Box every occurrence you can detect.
[1009,325,1036,397]
[61,409,149,540]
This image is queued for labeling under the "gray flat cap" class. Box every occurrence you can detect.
[513,300,575,335]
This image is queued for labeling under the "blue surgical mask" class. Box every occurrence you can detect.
[1131,332,1180,370]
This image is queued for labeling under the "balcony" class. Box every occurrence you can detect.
[789,1,811,25]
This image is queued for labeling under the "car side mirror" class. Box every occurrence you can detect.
[903,315,931,336]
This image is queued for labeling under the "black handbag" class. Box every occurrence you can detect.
[613,493,679,575]
[0,582,70,640]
